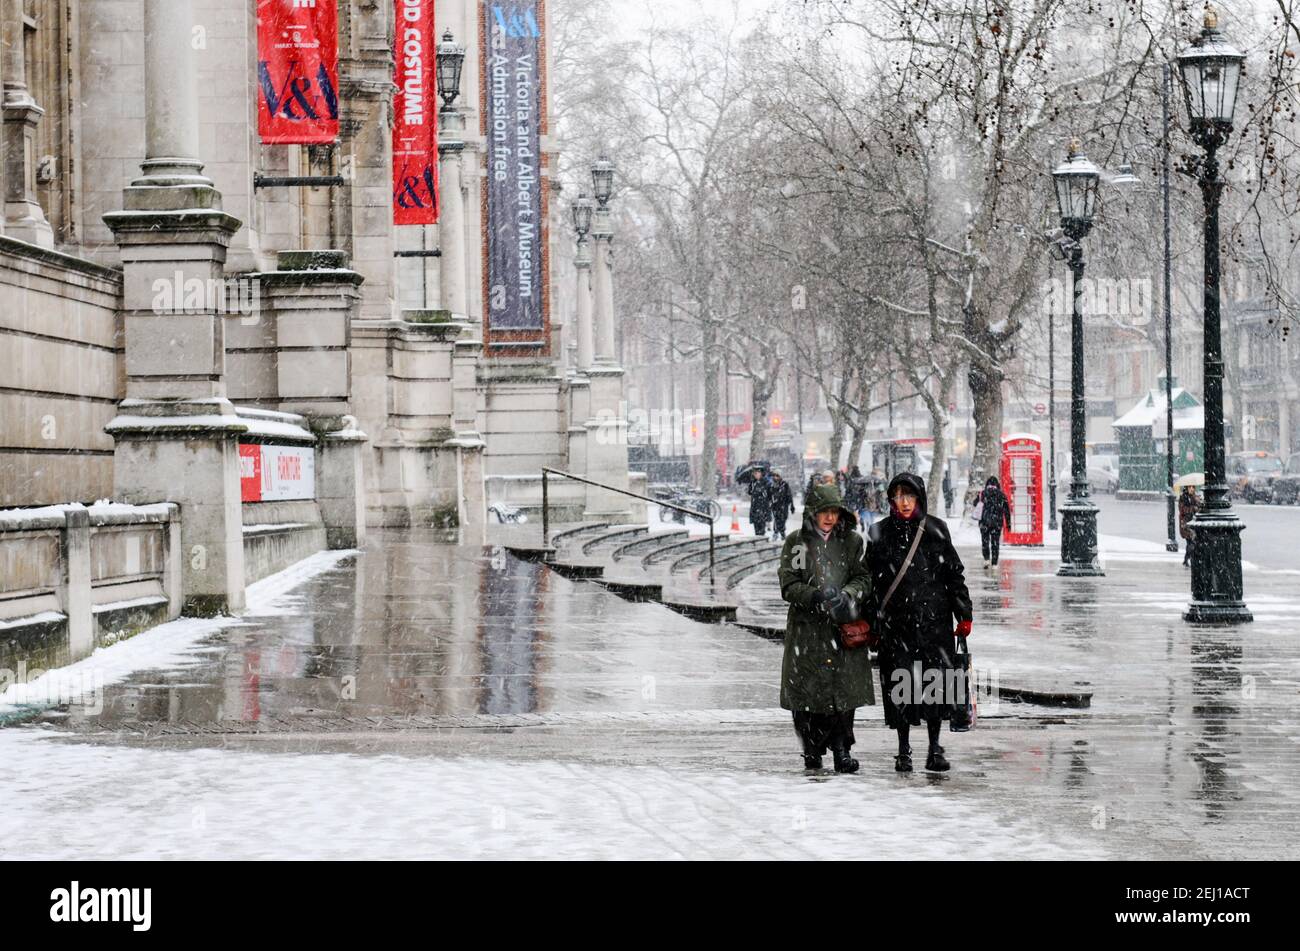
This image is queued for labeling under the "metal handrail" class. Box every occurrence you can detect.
[541,467,717,581]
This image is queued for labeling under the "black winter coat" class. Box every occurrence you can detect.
[748,479,773,523]
[770,481,794,521]
[978,483,1012,533]
[866,473,973,726]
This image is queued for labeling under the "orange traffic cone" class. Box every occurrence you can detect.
[730,504,741,534]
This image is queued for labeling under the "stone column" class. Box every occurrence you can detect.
[341,0,397,321]
[2,0,53,246]
[591,208,616,364]
[449,327,487,544]
[262,250,370,551]
[319,421,369,550]
[439,111,468,318]
[575,237,595,371]
[581,205,630,519]
[103,0,246,616]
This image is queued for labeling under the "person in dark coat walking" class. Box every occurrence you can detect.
[1178,485,1201,567]
[843,465,868,528]
[748,472,773,536]
[769,472,795,538]
[778,483,874,773]
[976,476,1013,569]
[865,473,973,773]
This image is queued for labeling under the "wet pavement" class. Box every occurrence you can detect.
[3,526,1299,859]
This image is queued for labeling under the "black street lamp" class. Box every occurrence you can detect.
[1110,64,1181,554]
[1051,141,1104,577]
[1177,8,1252,624]
[1047,292,1058,532]
[591,157,615,209]
[436,31,466,111]
[571,191,594,240]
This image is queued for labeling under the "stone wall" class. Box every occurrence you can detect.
[0,501,182,673]
[0,236,123,506]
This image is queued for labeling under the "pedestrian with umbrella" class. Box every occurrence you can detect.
[1177,474,1205,567]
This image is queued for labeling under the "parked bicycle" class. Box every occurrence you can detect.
[650,484,722,524]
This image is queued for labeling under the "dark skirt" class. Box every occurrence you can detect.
[878,634,958,728]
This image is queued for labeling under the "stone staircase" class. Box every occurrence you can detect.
[505,520,1094,710]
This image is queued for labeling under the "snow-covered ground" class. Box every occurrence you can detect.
[0,727,1105,860]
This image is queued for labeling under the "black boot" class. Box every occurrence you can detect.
[803,754,823,771]
[894,751,913,773]
[831,746,859,774]
[925,750,951,771]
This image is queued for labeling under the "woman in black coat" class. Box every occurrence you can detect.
[865,473,973,772]
[976,476,1013,568]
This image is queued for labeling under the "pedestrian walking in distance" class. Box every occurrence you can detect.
[778,483,874,774]
[770,472,794,539]
[748,470,773,537]
[1179,485,1202,568]
[865,473,973,773]
[976,476,1012,569]
[844,465,868,529]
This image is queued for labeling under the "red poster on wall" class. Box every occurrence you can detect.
[393,0,439,223]
[256,0,340,144]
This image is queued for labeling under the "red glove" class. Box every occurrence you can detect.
[955,619,973,639]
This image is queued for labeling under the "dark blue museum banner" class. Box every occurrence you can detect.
[482,0,546,334]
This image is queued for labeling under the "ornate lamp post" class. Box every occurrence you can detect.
[435,31,468,318]
[1051,141,1104,577]
[436,30,466,110]
[590,157,617,364]
[1110,64,1181,554]
[571,192,595,370]
[1177,8,1252,623]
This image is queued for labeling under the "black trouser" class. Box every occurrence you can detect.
[980,525,1001,564]
[751,518,767,536]
[792,710,856,756]
[1183,532,1195,565]
[772,516,787,536]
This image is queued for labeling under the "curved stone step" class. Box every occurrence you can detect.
[732,618,784,641]
[596,578,664,602]
[549,522,611,545]
[640,535,718,569]
[547,558,605,580]
[711,542,780,573]
[611,530,689,561]
[661,595,738,623]
[579,525,649,555]
[725,555,779,588]
[668,536,768,574]
[505,544,555,563]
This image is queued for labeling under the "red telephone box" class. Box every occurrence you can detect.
[1001,434,1044,546]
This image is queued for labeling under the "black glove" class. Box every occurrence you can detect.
[827,592,858,624]
[809,584,839,609]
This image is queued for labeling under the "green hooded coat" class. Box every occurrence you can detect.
[777,483,875,712]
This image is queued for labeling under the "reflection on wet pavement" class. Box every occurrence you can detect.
[54,532,778,733]
[12,529,1300,859]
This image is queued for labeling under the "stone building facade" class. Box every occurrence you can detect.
[1,0,635,659]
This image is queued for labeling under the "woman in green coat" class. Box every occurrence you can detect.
[778,482,874,773]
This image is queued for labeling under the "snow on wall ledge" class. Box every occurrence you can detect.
[0,502,184,675]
